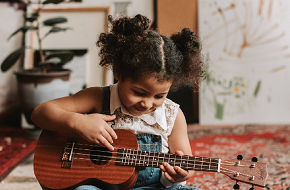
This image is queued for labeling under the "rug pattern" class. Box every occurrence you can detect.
[0,127,38,181]
[186,125,290,190]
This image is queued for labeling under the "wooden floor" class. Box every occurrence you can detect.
[0,154,42,190]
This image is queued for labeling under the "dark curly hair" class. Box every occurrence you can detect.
[96,14,206,91]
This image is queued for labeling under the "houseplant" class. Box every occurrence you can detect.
[1,0,74,125]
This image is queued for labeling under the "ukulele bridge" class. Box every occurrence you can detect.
[61,138,77,169]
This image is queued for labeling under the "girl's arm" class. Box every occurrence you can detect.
[160,108,194,183]
[31,87,117,151]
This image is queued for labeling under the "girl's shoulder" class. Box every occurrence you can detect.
[164,98,180,128]
[69,86,103,113]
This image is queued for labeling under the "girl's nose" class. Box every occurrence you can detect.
[140,99,153,109]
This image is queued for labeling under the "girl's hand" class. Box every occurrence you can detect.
[73,113,117,151]
[159,150,190,183]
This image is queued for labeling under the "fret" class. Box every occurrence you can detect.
[184,155,189,169]
[138,150,143,166]
[150,152,158,167]
[159,152,165,166]
[124,148,129,165]
[141,150,146,166]
[179,155,183,167]
[144,151,149,166]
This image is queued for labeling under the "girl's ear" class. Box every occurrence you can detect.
[113,65,120,81]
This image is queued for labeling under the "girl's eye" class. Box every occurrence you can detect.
[155,95,164,99]
[134,91,146,96]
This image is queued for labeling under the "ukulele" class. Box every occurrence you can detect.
[34,129,268,190]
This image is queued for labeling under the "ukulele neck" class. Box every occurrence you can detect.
[116,148,221,172]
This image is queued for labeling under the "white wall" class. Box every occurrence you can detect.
[0,3,23,115]
[199,0,290,125]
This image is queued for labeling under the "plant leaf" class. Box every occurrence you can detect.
[43,17,67,26]
[18,0,30,6]
[43,0,65,4]
[42,26,73,40]
[1,47,25,72]
[44,51,74,65]
[8,26,38,41]
[25,12,39,22]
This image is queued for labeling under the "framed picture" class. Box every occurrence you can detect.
[25,6,112,88]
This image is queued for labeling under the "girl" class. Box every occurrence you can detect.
[31,14,206,190]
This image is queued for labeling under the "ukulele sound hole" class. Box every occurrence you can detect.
[90,146,112,165]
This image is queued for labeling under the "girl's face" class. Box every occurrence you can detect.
[116,74,172,116]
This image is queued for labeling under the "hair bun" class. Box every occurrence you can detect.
[170,28,200,53]
[109,14,150,36]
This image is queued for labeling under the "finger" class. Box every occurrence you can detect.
[175,150,184,155]
[98,136,115,151]
[173,166,189,177]
[105,124,118,140]
[163,162,176,175]
[163,171,175,183]
[159,164,166,172]
[100,114,116,121]
[101,130,114,144]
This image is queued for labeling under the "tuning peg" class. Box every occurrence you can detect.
[251,157,258,162]
[233,182,240,189]
[237,155,243,160]
[249,185,255,190]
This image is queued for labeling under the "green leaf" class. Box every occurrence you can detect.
[25,12,39,22]
[43,17,67,26]
[43,0,65,4]
[8,26,38,41]
[254,80,261,97]
[42,26,73,40]
[44,51,74,65]
[1,47,25,72]
[19,0,30,6]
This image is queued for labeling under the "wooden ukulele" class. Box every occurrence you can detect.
[34,129,267,190]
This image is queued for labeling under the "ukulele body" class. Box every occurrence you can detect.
[34,129,139,190]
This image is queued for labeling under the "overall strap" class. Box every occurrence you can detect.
[101,86,111,115]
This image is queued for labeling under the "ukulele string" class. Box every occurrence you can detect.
[65,149,220,170]
[219,167,252,178]
[66,143,219,167]
[65,146,252,171]
[69,155,219,171]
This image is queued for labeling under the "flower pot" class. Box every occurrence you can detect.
[15,69,71,125]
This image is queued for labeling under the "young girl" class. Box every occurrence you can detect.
[31,14,205,190]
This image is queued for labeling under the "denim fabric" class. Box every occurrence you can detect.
[132,133,162,188]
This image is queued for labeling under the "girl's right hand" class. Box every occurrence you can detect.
[73,113,117,151]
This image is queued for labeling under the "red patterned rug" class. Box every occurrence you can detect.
[186,125,290,190]
[0,127,38,181]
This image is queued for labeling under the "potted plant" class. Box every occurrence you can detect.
[1,0,74,125]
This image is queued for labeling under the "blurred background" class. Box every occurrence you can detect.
[1,1,289,189]
[2,0,289,127]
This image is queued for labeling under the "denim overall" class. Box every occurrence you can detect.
[75,87,201,190]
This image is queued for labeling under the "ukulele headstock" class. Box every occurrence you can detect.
[220,155,268,188]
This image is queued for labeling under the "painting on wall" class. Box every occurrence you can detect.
[199,0,290,124]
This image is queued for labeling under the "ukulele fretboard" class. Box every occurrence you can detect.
[116,148,220,172]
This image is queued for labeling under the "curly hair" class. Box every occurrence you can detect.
[96,14,206,91]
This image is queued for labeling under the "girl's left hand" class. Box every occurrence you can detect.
[159,150,190,183]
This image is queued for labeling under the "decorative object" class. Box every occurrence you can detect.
[1,0,74,125]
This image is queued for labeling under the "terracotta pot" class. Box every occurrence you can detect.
[15,69,71,125]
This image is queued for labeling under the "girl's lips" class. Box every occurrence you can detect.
[134,105,147,112]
